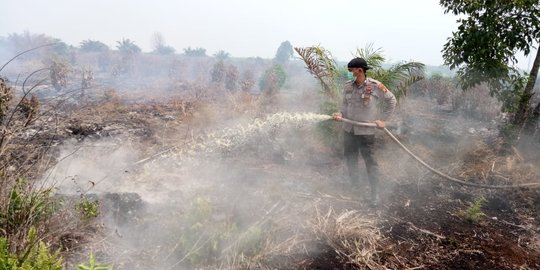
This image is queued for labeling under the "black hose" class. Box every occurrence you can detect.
[341,118,540,189]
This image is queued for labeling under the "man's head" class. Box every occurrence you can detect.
[347,57,370,72]
[347,57,370,80]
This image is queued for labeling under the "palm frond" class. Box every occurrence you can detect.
[295,46,339,98]
[384,61,426,100]
[354,44,385,69]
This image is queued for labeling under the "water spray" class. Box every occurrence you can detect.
[340,117,540,189]
[77,112,539,194]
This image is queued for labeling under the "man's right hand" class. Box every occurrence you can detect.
[332,112,343,121]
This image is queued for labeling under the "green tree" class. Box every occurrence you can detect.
[440,0,540,138]
[211,60,226,83]
[183,47,207,57]
[355,45,425,101]
[295,44,424,105]
[116,38,141,54]
[213,50,230,60]
[79,40,109,53]
[259,64,287,96]
[225,64,239,91]
[151,32,175,55]
[294,45,340,100]
[295,44,424,150]
[274,41,293,65]
[154,45,175,55]
[6,31,56,52]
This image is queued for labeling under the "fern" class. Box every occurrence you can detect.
[0,227,63,270]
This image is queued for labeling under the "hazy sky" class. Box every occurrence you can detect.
[0,0,536,69]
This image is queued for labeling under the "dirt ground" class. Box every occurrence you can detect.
[46,91,540,270]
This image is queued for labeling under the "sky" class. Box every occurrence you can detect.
[0,0,536,69]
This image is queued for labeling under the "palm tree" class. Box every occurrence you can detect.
[295,44,425,103]
[116,38,141,54]
[355,45,425,101]
[296,44,426,150]
[80,39,109,52]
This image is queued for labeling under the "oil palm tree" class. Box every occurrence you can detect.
[355,45,425,101]
[116,38,141,54]
[296,44,425,103]
[295,44,425,150]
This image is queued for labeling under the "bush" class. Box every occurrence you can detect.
[0,227,63,270]
[76,198,100,220]
[259,64,287,96]
[0,77,13,122]
[1,178,57,241]
[76,253,113,270]
[458,196,486,224]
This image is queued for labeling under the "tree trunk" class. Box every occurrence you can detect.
[523,100,540,137]
[514,45,540,134]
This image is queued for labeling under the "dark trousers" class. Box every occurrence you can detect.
[343,131,379,188]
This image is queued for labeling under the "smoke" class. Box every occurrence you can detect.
[48,108,344,269]
[46,138,141,194]
[43,85,521,269]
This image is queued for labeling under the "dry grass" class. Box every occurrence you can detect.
[309,207,384,270]
[459,139,539,186]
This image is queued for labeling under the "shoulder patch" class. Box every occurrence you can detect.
[378,83,388,92]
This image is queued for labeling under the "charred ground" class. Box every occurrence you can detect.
[42,90,539,270]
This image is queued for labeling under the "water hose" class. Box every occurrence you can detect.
[340,118,540,189]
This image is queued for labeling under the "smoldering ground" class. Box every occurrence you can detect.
[46,99,512,269]
[46,109,365,269]
[37,66,539,269]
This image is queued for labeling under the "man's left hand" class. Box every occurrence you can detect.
[374,120,385,129]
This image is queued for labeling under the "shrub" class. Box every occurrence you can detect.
[1,178,56,239]
[0,227,63,270]
[76,198,100,220]
[259,64,287,96]
[18,94,39,126]
[76,253,113,270]
[50,59,70,91]
[0,77,13,122]
[458,196,486,223]
[172,196,237,267]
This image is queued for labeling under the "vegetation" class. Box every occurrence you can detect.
[0,25,539,269]
[259,64,287,98]
[79,40,109,53]
[115,38,141,54]
[440,0,540,141]
[76,198,100,220]
[213,50,231,60]
[174,196,238,267]
[0,77,13,122]
[76,253,113,270]
[0,228,63,270]
[183,47,207,57]
[151,32,175,55]
[295,44,425,150]
[457,196,487,224]
[274,40,294,65]
[211,60,226,83]
[50,59,70,91]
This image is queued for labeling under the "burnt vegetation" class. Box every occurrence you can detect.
[0,32,538,270]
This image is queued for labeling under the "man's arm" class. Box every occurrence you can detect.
[379,84,396,120]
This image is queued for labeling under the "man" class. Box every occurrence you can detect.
[332,57,396,207]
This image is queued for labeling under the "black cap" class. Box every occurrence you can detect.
[347,57,370,70]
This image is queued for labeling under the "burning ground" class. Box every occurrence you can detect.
[38,89,540,270]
